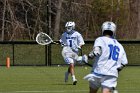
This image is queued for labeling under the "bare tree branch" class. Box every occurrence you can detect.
[1,0,6,41]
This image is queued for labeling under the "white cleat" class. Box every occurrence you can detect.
[82,55,88,63]
[65,72,69,82]
[73,79,77,85]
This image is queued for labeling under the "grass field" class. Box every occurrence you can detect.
[0,66,140,93]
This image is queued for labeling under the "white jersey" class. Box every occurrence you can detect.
[59,30,85,53]
[92,36,128,77]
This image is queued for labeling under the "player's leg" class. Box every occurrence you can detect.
[89,87,98,93]
[101,76,117,93]
[64,57,77,85]
[102,87,112,93]
[102,87,118,93]
[65,67,69,82]
[65,64,76,83]
[61,47,79,85]
[84,74,100,93]
[69,63,77,85]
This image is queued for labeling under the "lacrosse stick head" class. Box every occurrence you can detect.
[36,32,53,45]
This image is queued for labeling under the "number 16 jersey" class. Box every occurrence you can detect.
[92,36,128,77]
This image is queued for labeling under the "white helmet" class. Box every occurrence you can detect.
[101,21,116,36]
[65,21,75,32]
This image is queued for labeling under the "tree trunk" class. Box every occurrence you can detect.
[129,0,138,39]
[137,0,140,39]
[1,0,6,41]
[54,0,63,40]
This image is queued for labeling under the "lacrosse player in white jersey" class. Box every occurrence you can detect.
[59,21,88,85]
[84,21,128,93]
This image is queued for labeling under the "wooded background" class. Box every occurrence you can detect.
[0,0,140,41]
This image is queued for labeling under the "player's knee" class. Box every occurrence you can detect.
[69,63,74,68]
[102,86,113,93]
[102,88,112,93]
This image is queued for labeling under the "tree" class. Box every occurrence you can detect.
[137,0,140,39]
[53,0,63,40]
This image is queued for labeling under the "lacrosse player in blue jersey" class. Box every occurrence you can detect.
[60,21,88,85]
[84,21,128,93]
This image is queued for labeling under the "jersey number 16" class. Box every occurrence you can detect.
[108,44,120,61]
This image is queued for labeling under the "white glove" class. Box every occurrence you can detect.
[117,64,125,72]
[77,46,81,49]
[88,51,95,58]
[72,46,81,53]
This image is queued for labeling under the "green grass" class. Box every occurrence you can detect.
[0,66,139,93]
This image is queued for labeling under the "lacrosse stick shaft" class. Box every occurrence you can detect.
[84,62,92,67]
[80,48,82,56]
[52,41,59,44]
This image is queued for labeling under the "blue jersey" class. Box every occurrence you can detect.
[59,30,85,53]
[92,36,128,77]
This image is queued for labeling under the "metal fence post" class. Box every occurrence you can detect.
[46,0,52,66]
[45,45,51,66]
[45,46,48,66]
[48,45,51,66]
[12,43,15,66]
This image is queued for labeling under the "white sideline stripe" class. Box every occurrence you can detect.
[0,90,88,93]
[16,90,88,92]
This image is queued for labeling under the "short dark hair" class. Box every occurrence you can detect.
[103,30,113,36]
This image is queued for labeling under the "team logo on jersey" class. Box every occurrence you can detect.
[66,37,76,39]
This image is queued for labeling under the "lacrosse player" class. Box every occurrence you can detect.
[84,21,128,93]
[59,21,88,85]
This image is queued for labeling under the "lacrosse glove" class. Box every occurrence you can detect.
[117,64,125,72]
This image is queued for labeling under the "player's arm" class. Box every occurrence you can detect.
[117,52,128,72]
[117,64,125,72]
[88,37,103,58]
[59,34,68,47]
[77,33,85,48]
[59,39,65,46]
[88,46,102,59]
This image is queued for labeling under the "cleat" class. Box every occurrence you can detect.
[82,55,88,63]
[73,79,77,85]
[65,72,69,82]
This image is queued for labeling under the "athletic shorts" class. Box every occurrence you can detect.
[89,74,117,90]
[61,46,78,64]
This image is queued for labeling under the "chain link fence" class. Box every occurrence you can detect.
[0,41,140,66]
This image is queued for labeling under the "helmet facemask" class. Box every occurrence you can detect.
[66,26,73,32]
[65,21,75,33]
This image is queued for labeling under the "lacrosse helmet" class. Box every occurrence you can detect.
[65,21,75,33]
[101,21,116,36]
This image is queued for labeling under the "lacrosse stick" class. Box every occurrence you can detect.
[36,32,59,45]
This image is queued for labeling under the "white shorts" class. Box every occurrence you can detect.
[61,46,78,64]
[84,73,117,90]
